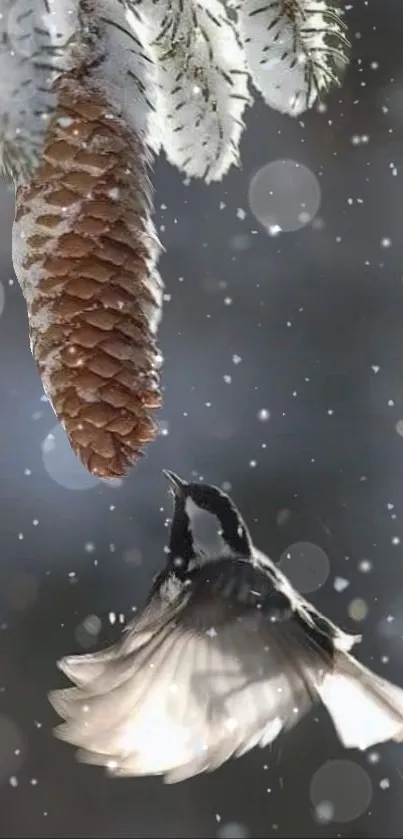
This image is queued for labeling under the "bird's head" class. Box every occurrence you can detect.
[163,470,253,577]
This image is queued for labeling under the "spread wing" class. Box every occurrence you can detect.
[49,559,335,783]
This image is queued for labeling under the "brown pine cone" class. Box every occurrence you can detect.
[12,75,163,479]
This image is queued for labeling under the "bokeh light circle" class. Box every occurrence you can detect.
[41,423,100,490]
[396,419,403,437]
[5,572,38,611]
[0,716,25,784]
[314,800,335,824]
[248,159,321,233]
[257,408,271,422]
[276,508,291,526]
[82,614,102,636]
[279,542,330,593]
[75,614,102,650]
[348,597,369,622]
[217,823,250,839]
[123,547,143,567]
[310,759,373,823]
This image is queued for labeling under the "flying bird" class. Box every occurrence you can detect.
[49,472,403,783]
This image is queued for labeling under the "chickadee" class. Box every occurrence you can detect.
[49,472,403,783]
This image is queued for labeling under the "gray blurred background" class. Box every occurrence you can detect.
[1,1,403,836]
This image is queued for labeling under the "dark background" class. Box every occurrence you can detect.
[1,1,403,836]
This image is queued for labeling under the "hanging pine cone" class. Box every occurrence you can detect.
[1,0,350,481]
[12,74,163,479]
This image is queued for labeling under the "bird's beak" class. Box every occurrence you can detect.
[163,470,188,496]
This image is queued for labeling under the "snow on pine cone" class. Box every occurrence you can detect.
[12,75,163,479]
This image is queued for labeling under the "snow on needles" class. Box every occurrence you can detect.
[133,0,251,183]
[237,0,349,117]
[1,0,349,182]
[0,0,76,180]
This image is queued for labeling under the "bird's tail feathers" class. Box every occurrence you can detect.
[316,651,403,750]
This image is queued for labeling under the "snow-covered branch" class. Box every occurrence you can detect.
[236,0,349,116]
[0,0,75,180]
[129,0,251,182]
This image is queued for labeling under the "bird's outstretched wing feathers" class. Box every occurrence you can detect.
[49,558,333,782]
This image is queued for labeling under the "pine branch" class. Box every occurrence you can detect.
[0,0,76,181]
[129,0,251,182]
[236,0,349,116]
